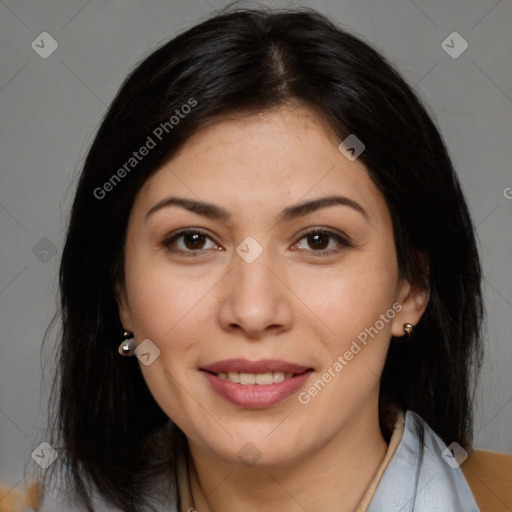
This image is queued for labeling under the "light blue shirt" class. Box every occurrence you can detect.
[367,411,480,511]
[39,410,480,511]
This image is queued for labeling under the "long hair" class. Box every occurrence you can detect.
[44,7,483,511]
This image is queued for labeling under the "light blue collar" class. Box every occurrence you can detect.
[367,410,480,511]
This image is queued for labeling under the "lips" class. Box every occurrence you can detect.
[200,359,314,408]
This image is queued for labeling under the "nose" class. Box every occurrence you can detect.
[217,245,294,340]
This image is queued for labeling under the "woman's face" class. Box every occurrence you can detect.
[117,106,427,467]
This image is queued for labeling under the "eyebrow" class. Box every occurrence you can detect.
[145,195,369,223]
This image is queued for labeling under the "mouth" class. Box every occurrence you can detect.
[213,370,297,385]
[201,358,312,375]
[200,359,314,408]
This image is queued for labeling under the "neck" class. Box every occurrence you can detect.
[187,401,389,512]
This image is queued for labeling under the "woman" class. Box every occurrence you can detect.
[36,6,489,511]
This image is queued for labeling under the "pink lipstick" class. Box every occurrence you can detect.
[200,358,314,408]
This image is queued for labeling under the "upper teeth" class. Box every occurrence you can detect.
[217,371,294,385]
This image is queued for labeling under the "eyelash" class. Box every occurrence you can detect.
[161,227,351,258]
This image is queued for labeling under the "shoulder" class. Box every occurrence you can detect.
[0,482,41,512]
[35,458,179,512]
[30,423,183,511]
[37,463,118,512]
[406,412,512,511]
[0,474,91,512]
[461,448,512,512]
[368,410,481,511]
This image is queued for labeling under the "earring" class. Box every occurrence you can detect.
[403,323,414,338]
[118,331,135,356]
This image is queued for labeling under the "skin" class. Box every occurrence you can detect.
[116,105,429,512]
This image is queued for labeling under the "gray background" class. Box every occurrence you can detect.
[1,0,511,494]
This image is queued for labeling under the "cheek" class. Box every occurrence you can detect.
[122,251,223,417]
[123,248,209,339]
[122,257,212,430]
[296,268,397,412]
[292,252,398,346]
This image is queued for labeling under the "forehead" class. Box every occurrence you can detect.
[134,106,388,224]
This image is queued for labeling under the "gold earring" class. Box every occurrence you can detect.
[118,331,135,356]
[403,323,414,338]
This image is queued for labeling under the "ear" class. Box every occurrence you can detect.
[115,279,133,332]
[390,254,430,338]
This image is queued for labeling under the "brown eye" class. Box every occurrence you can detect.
[295,229,351,255]
[162,229,219,256]
[307,232,329,250]
[182,232,207,250]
